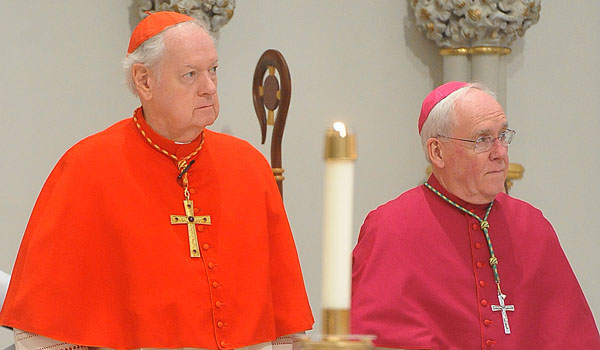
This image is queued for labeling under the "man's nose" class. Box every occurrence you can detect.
[489,137,508,159]
[197,72,217,95]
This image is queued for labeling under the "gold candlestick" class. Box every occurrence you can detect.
[322,308,350,335]
[296,335,374,350]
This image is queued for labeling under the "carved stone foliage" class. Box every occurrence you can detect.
[136,0,235,39]
[410,0,541,48]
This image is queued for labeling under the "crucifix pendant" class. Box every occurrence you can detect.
[491,293,515,334]
[170,199,211,257]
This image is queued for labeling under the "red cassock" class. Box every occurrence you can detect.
[351,175,600,350]
[0,107,314,350]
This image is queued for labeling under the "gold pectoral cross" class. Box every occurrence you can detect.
[170,199,211,257]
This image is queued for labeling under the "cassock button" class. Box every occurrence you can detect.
[194,207,200,213]
[220,341,227,348]
[212,281,220,288]
[474,242,483,249]
[481,299,489,307]
[483,319,493,326]
[476,261,485,268]
[479,280,487,287]
[215,301,224,308]
[485,339,496,347]
[190,188,196,195]
[202,243,210,250]
[472,223,479,230]
[217,321,224,328]
[208,262,215,269]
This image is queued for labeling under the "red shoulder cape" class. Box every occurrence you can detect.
[0,108,314,349]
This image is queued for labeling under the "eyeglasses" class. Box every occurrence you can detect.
[438,129,516,153]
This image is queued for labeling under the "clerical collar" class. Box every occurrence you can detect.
[426,174,491,214]
[133,107,203,159]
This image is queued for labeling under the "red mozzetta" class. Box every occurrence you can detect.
[1,107,313,349]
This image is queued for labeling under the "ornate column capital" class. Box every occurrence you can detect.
[410,0,541,48]
[135,0,236,40]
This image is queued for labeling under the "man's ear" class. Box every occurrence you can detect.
[132,63,152,100]
[427,137,445,169]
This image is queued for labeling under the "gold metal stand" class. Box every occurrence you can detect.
[296,334,374,350]
[505,162,524,192]
[322,308,350,335]
[296,308,373,350]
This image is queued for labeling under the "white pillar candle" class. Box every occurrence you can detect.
[321,122,356,310]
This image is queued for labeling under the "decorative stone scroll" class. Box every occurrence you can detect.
[410,0,541,48]
[135,0,236,40]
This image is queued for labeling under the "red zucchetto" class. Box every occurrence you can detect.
[127,11,194,54]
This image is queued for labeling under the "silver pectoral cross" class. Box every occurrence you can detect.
[491,293,515,334]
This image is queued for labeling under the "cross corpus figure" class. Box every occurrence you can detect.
[170,199,211,257]
[491,293,515,334]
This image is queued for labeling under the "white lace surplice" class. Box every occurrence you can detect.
[14,329,299,350]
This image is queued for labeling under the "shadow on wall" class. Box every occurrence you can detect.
[127,2,142,32]
[402,1,443,87]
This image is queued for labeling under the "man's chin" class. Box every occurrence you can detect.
[487,183,507,198]
[193,112,218,129]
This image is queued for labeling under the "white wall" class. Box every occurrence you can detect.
[0,1,598,346]
[506,0,600,332]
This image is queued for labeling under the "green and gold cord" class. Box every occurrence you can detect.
[424,182,503,294]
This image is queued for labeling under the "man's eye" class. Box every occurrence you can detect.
[209,66,218,73]
[184,71,196,78]
[476,136,492,144]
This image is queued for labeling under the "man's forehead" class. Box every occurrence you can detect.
[456,90,503,116]
[163,27,217,59]
[182,59,219,70]
[454,91,506,130]
[164,24,211,44]
[472,121,509,136]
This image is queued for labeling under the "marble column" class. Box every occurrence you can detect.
[440,48,470,83]
[470,47,511,109]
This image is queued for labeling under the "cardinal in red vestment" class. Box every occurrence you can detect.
[0,11,313,350]
[351,82,600,349]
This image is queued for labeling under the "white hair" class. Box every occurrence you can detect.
[420,82,496,162]
[122,19,210,96]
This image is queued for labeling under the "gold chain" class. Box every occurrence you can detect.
[133,114,205,173]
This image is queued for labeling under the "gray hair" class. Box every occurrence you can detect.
[420,82,496,162]
[122,19,210,96]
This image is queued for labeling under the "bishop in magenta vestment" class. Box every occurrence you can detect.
[351,174,600,349]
